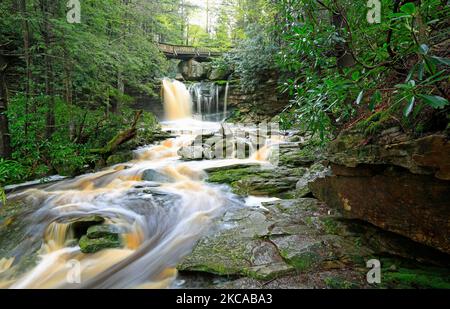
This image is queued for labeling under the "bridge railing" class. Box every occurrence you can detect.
[158,43,222,57]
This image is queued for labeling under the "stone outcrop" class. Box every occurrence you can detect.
[178,198,374,281]
[178,59,210,81]
[309,129,450,254]
[227,73,289,123]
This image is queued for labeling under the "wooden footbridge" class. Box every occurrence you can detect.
[158,43,222,61]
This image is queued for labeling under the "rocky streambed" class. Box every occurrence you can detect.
[1,126,449,289]
[175,132,450,289]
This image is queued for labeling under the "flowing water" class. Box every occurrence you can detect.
[188,81,230,122]
[1,80,280,289]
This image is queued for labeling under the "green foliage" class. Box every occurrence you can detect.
[0,0,173,184]
[213,0,278,91]
[211,57,231,74]
[5,93,159,182]
[0,187,5,206]
[275,0,449,139]
[0,159,28,186]
[226,24,279,91]
[396,42,450,119]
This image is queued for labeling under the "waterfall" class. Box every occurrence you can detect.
[215,84,219,114]
[164,79,230,122]
[162,79,192,120]
[188,82,224,121]
[224,81,230,120]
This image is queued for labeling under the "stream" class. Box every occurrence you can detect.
[0,79,281,289]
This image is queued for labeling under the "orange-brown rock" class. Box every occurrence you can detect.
[310,131,450,254]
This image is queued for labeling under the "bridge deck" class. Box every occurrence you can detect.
[158,43,222,61]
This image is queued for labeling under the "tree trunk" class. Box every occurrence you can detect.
[41,0,56,139]
[18,0,32,137]
[0,56,12,159]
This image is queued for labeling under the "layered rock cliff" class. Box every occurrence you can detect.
[309,128,450,254]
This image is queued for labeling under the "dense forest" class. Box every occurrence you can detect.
[1,0,448,188]
[0,0,449,290]
[0,0,275,188]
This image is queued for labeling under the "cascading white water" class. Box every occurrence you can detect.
[0,79,279,289]
[224,81,230,120]
[216,84,219,114]
[188,81,229,121]
[162,79,193,120]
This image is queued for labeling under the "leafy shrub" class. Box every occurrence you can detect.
[274,0,449,140]
[225,24,279,91]
[5,93,160,183]
[0,159,28,186]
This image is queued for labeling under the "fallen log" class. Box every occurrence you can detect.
[90,110,143,157]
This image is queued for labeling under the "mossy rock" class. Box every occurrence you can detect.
[67,215,105,239]
[86,224,120,239]
[178,205,294,280]
[271,235,327,271]
[324,276,359,289]
[79,235,122,254]
[207,166,306,198]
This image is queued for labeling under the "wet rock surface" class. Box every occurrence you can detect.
[0,197,44,281]
[178,194,450,288]
[179,135,450,289]
[207,166,308,198]
[79,233,122,254]
[178,198,373,284]
[309,130,450,254]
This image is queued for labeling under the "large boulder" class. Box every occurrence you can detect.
[178,59,208,81]
[79,235,121,254]
[309,130,450,254]
[79,224,122,254]
[178,145,213,161]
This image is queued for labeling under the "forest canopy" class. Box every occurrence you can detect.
[0,0,449,188]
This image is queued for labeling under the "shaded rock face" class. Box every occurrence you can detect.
[227,74,289,123]
[329,131,450,180]
[178,59,210,81]
[310,130,450,254]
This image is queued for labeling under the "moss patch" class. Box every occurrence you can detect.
[324,277,358,289]
[207,166,306,198]
[79,235,122,254]
[380,258,450,289]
